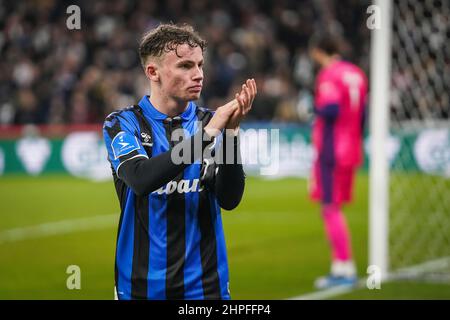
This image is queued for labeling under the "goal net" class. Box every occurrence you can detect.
[387,0,450,279]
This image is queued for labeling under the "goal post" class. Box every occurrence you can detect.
[369,0,392,281]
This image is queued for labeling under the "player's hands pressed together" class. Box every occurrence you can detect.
[227,79,257,132]
[204,99,239,137]
[203,78,257,137]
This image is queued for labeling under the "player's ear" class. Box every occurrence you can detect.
[145,62,160,82]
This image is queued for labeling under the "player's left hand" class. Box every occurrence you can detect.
[226,78,257,132]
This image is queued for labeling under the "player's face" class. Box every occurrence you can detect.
[309,47,323,66]
[158,44,204,102]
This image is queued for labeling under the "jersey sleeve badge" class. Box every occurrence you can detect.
[111,131,141,160]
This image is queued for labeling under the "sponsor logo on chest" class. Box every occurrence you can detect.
[152,178,203,195]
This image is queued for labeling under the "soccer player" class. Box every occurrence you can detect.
[308,34,368,289]
[103,23,257,300]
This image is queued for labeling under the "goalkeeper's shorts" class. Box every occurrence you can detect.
[309,162,355,205]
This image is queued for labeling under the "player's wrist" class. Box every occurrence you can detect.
[224,126,239,137]
[204,126,221,138]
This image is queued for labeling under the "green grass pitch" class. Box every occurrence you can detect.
[0,174,449,299]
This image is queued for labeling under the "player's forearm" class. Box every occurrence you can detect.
[214,133,245,210]
[118,129,209,196]
[215,164,245,211]
[118,152,188,196]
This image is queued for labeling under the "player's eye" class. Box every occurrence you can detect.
[179,63,192,69]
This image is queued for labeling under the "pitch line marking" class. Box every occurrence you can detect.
[287,278,367,300]
[0,214,118,244]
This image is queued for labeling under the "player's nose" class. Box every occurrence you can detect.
[192,66,203,81]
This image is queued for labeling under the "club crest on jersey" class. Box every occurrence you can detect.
[140,132,153,146]
[152,178,203,195]
[111,131,141,160]
[140,132,151,142]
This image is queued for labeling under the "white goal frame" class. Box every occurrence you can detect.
[369,0,392,281]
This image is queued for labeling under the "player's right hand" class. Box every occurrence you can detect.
[204,99,239,137]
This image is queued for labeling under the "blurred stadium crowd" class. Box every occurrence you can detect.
[1,0,377,125]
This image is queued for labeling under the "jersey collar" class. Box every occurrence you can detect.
[138,95,196,121]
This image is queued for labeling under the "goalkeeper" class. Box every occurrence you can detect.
[308,34,368,289]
